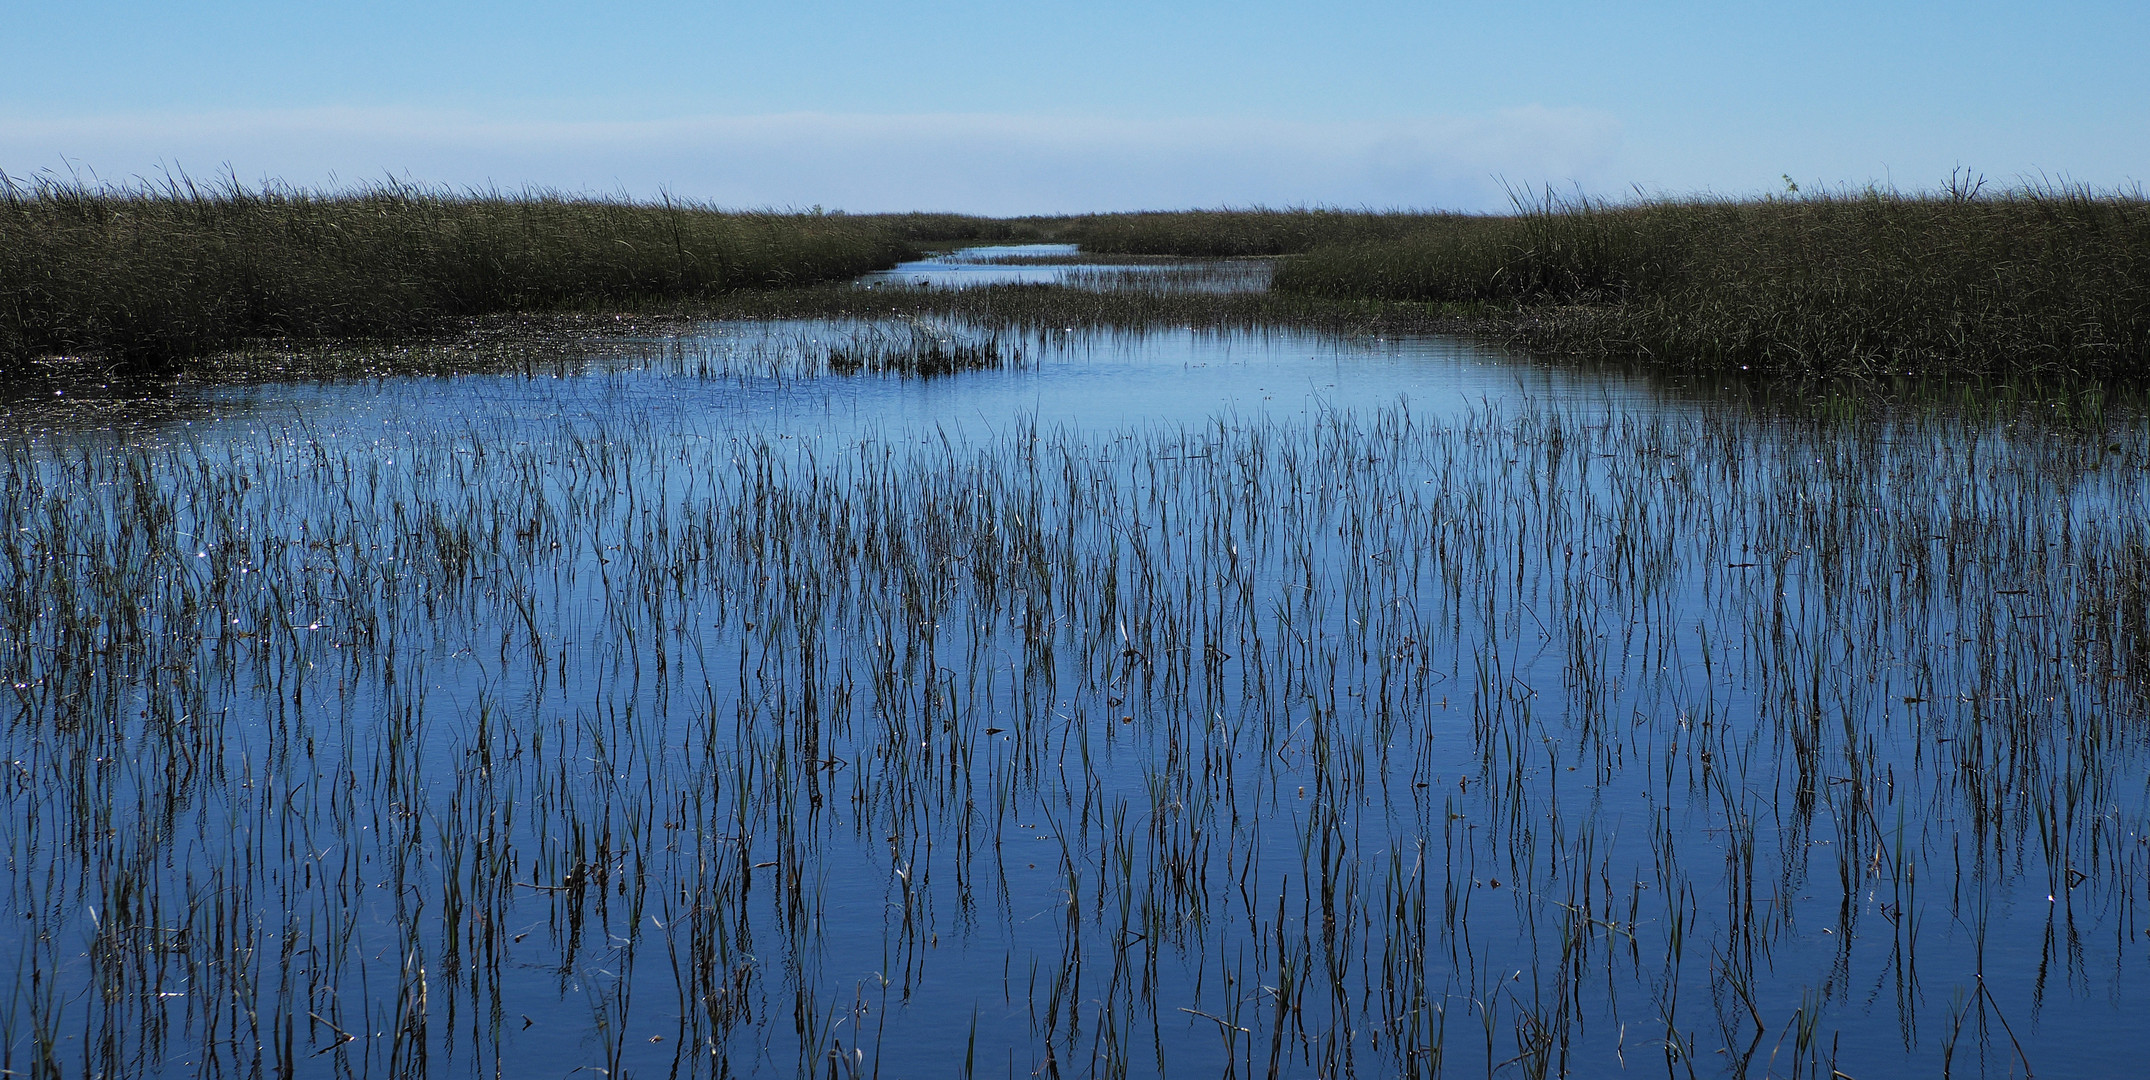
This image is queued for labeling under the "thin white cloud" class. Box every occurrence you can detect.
[0,106,1623,214]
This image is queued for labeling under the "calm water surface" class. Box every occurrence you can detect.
[163,322,1643,443]
[4,262,2147,1079]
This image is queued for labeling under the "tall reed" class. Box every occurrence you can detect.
[1273,186,2150,378]
[0,175,924,370]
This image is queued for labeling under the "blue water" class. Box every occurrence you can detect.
[3,267,2148,1079]
[148,321,1644,447]
[854,243,1106,289]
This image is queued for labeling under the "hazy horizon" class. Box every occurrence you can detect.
[7,1,2145,214]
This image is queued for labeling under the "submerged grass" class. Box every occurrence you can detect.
[4,382,2146,1077]
[821,318,1027,376]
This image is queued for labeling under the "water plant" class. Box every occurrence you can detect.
[2,342,2144,1076]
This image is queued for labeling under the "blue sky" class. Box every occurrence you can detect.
[3,1,2144,213]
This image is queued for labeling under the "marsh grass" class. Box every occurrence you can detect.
[1066,208,1457,257]
[10,181,2148,383]
[1271,185,2150,378]
[0,175,925,371]
[821,319,1027,376]
[1050,189,2150,379]
[1059,261,1274,295]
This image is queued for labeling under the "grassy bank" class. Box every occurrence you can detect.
[15,178,2147,382]
[1066,207,1449,256]
[0,177,945,370]
[1266,188,2150,378]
